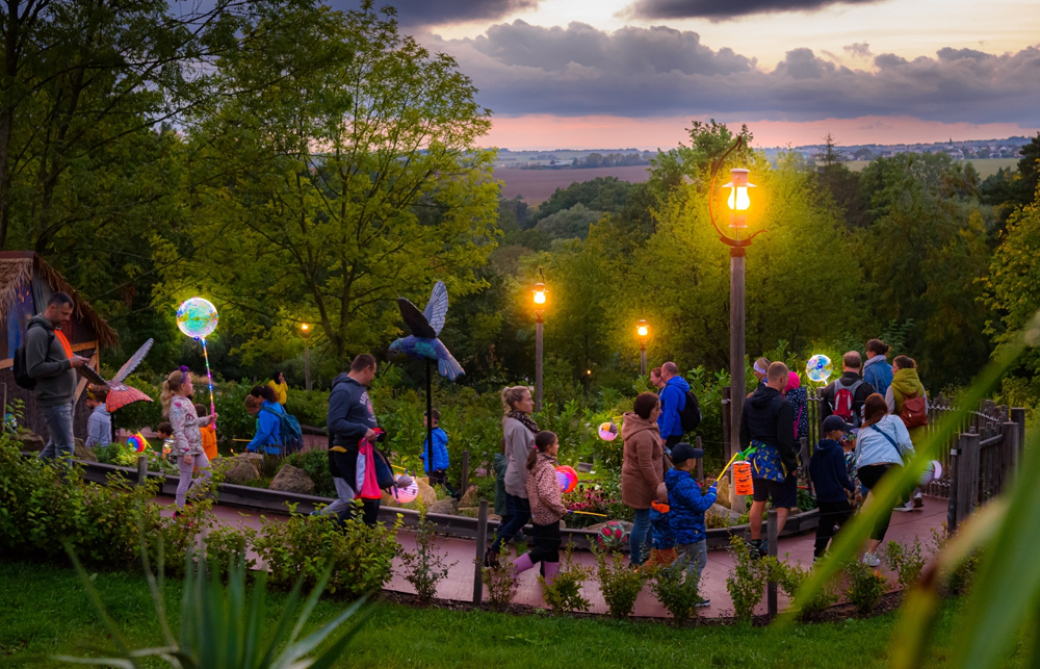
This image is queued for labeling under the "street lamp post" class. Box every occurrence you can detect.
[636,319,649,376]
[533,280,547,412]
[300,323,313,391]
[707,139,761,508]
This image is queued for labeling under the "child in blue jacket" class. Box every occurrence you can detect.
[421,409,452,492]
[809,415,857,559]
[665,443,717,607]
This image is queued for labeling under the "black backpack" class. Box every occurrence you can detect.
[678,389,702,432]
[13,322,52,390]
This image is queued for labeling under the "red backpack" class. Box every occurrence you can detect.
[830,379,864,426]
[900,392,928,429]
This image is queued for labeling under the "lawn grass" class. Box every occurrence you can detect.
[0,560,1009,668]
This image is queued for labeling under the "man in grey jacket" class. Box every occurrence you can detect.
[27,292,89,458]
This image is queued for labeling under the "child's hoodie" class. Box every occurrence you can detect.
[649,500,674,550]
[665,468,717,545]
[809,438,855,503]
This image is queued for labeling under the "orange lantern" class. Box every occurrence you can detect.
[732,461,754,496]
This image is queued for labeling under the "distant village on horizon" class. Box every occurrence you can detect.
[493,135,1034,170]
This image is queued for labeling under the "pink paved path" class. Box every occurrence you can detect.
[160,496,946,619]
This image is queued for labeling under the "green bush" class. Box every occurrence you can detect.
[725,536,769,621]
[400,508,456,603]
[481,551,518,612]
[253,505,401,598]
[844,559,888,614]
[593,545,646,619]
[649,561,704,626]
[539,543,593,614]
[773,561,839,619]
[885,538,926,592]
[205,524,257,572]
[284,449,335,498]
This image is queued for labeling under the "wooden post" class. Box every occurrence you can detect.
[947,442,960,536]
[1001,421,1019,492]
[767,509,779,617]
[474,500,489,605]
[956,432,981,527]
[461,450,470,495]
[136,454,148,486]
[696,436,704,482]
[1012,408,1027,465]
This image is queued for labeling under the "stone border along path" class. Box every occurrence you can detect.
[157,495,947,619]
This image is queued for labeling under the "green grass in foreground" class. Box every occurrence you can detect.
[0,560,995,669]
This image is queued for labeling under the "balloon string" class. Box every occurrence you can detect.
[201,337,216,427]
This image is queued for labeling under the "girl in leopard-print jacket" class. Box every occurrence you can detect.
[512,431,569,583]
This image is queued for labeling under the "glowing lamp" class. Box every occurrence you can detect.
[533,282,547,306]
[722,168,756,229]
[636,319,649,340]
[300,323,310,334]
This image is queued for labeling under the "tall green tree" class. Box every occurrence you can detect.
[158,1,500,364]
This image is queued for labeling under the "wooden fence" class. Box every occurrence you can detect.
[734,387,1026,535]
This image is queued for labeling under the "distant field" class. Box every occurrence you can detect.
[494,165,651,204]
[844,157,1017,178]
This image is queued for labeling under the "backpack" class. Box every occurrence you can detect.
[830,379,864,426]
[13,321,53,390]
[678,389,702,432]
[262,406,304,454]
[900,392,928,429]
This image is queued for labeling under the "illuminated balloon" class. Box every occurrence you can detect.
[126,432,149,453]
[555,465,579,493]
[598,421,618,441]
[391,475,419,505]
[596,520,629,551]
[176,297,218,339]
[806,354,833,384]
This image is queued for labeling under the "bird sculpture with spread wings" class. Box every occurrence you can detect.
[388,282,464,381]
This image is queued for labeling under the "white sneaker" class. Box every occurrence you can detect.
[862,552,881,567]
[893,499,915,512]
[695,598,711,608]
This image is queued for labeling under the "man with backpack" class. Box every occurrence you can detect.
[17,293,90,459]
[657,361,701,455]
[320,354,383,527]
[820,352,876,429]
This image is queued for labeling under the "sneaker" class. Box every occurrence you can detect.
[862,552,881,567]
[893,499,915,512]
[748,539,767,560]
[483,549,500,569]
[912,494,925,509]
[696,598,711,608]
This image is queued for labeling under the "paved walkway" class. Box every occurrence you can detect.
[159,496,947,619]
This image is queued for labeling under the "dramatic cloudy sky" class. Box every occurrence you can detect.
[332,0,1040,149]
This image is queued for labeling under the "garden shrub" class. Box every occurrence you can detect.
[929,525,980,595]
[649,561,704,626]
[773,561,839,619]
[400,509,456,603]
[540,543,593,614]
[593,545,646,619]
[205,524,257,572]
[725,536,769,621]
[284,449,335,497]
[481,552,518,612]
[884,537,926,591]
[844,559,888,614]
[254,504,401,598]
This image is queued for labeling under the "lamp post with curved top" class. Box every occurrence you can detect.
[636,319,650,376]
[532,274,548,412]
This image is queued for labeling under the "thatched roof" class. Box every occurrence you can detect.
[0,252,118,348]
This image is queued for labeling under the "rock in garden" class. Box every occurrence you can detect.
[269,465,315,495]
[11,431,45,452]
[427,498,457,515]
[226,456,260,484]
[416,478,438,507]
[458,485,479,508]
[73,439,97,462]
[715,476,731,508]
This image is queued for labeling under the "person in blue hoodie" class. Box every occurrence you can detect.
[657,361,690,454]
[862,339,893,399]
[421,408,452,492]
[84,385,112,449]
[665,442,717,607]
[809,415,857,560]
[246,384,284,455]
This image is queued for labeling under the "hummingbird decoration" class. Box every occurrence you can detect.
[388,281,465,381]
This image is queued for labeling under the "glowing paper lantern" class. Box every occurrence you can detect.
[391,475,419,505]
[598,421,618,441]
[176,297,218,340]
[806,354,833,384]
[555,465,578,493]
[596,520,629,551]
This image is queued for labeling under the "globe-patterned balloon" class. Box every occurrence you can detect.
[598,421,618,441]
[596,520,630,551]
[806,354,833,383]
[391,475,419,505]
[176,297,218,339]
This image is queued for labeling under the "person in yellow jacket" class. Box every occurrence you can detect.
[267,372,288,406]
[887,355,928,511]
